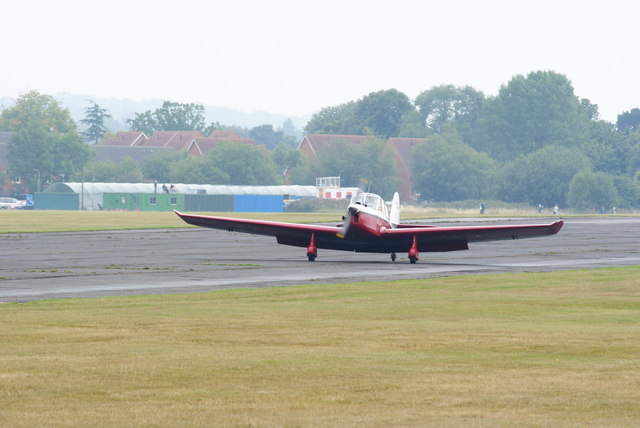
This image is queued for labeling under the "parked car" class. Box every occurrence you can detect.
[0,197,26,209]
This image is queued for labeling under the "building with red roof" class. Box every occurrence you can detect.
[101,131,148,146]
[140,131,205,151]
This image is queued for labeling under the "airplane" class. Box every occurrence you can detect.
[175,191,563,263]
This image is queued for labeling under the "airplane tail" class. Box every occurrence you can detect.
[389,192,400,228]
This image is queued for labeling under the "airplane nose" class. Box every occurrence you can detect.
[348,206,359,215]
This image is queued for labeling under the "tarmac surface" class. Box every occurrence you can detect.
[1,217,639,302]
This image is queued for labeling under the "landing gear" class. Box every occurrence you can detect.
[306,233,317,262]
[390,252,397,262]
[408,235,419,264]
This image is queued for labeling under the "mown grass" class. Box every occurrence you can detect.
[0,208,595,234]
[1,267,639,426]
[0,210,346,233]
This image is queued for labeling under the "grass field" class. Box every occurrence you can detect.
[0,208,590,234]
[1,267,639,426]
[0,210,346,233]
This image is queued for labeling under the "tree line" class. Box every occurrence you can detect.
[303,70,640,210]
[2,70,640,211]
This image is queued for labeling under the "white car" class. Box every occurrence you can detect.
[0,197,26,209]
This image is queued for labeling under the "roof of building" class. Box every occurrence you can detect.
[101,131,147,146]
[298,134,371,157]
[387,137,425,168]
[141,131,204,151]
[209,130,241,139]
[43,182,319,197]
[189,137,257,156]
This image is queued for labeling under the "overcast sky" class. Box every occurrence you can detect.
[2,0,638,122]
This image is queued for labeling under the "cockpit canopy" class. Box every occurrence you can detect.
[350,192,388,219]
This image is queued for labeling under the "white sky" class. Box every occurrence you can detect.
[2,0,638,122]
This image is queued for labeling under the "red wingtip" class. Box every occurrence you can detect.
[551,220,564,234]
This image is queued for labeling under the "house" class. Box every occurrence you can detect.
[101,130,257,157]
[97,131,175,165]
[295,134,423,202]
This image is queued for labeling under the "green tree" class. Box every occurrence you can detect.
[281,118,298,137]
[140,150,181,182]
[0,91,92,192]
[249,124,295,150]
[81,160,121,182]
[411,131,496,202]
[169,155,229,184]
[304,89,415,138]
[354,89,415,138]
[0,90,75,133]
[580,120,629,175]
[612,175,640,208]
[396,109,428,138]
[80,100,112,144]
[286,155,320,186]
[304,102,359,135]
[567,170,619,212]
[616,108,640,134]
[497,146,591,207]
[209,141,281,185]
[477,71,592,161]
[80,157,143,182]
[272,143,302,175]
[127,101,207,133]
[127,110,156,135]
[203,120,223,137]
[627,128,640,176]
[414,85,485,136]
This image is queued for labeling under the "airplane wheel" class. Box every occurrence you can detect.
[409,256,417,264]
[307,254,316,261]
[391,252,397,262]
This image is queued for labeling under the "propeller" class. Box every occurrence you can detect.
[336,205,358,239]
[389,192,400,228]
[336,178,368,239]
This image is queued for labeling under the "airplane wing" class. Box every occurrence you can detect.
[381,220,564,252]
[176,210,563,255]
[174,211,342,248]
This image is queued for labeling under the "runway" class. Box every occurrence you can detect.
[1,217,639,302]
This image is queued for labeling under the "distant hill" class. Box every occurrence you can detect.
[0,93,311,135]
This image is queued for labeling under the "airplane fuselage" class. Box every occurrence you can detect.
[344,204,392,239]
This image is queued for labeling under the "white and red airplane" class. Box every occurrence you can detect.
[175,191,563,263]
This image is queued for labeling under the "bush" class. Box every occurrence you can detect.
[567,170,619,212]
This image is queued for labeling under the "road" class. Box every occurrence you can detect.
[1,217,639,302]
